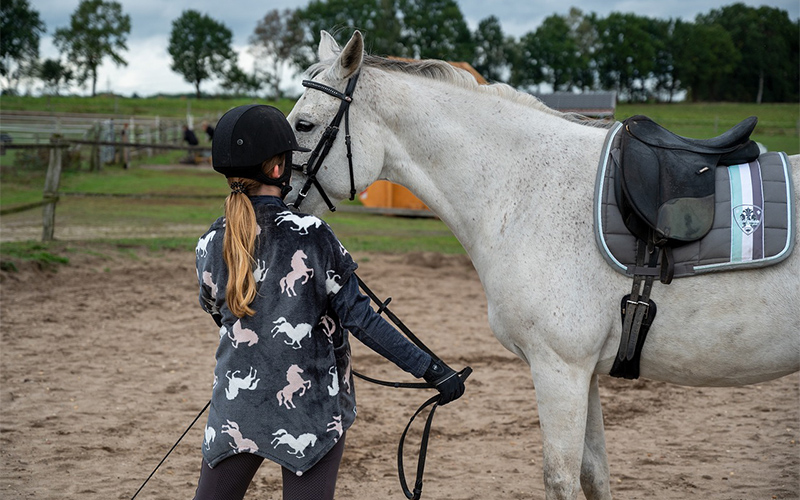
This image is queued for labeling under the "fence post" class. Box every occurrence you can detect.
[42,135,64,242]
[89,123,100,172]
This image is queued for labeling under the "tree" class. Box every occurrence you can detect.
[471,16,511,83]
[167,10,236,99]
[670,20,739,102]
[293,0,405,65]
[250,9,305,99]
[595,12,656,101]
[399,0,472,61]
[39,58,73,96]
[564,8,598,91]
[698,4,798,103]
[532,14,584,91]
[0,0,46,94]
[219,65,262,97]
[508,31,546,90]
[53,0,130,97]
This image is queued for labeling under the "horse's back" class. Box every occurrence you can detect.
[634,154,799,386]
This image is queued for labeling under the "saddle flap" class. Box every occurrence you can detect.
[618,123,718,243]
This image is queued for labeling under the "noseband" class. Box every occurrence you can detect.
[290,72,360,212]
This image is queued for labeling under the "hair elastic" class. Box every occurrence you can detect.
[230,181,247,194]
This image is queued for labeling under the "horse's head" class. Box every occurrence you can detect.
[287,31,386,215]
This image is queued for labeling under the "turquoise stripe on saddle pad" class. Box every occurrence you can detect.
[593,123,795,278]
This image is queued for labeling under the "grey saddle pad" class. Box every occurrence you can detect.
[594,122,795,278]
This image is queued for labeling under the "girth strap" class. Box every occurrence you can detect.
[611,241,659,379]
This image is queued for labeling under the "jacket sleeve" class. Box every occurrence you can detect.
[330,275,432,378]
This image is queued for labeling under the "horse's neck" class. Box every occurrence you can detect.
[370,74,607,260]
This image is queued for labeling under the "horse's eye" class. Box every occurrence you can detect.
[296,120,315,133]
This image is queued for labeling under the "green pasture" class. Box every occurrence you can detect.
[1,98,798,267]
[0,94,298,117]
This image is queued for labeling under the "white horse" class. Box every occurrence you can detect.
[286,31,799,500]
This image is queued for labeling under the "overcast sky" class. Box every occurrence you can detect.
[29,0,800,97]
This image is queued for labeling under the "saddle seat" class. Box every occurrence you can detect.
[617,115,761,247]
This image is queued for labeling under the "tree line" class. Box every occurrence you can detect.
[2,0,797,103]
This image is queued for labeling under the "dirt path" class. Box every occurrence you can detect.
[0,248,797,499]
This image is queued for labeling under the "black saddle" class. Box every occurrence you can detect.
[617,115,760,249]
[610,115,760,380]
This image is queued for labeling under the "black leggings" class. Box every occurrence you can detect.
[193,434,346,500]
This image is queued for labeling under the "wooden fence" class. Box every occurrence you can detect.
[0,138,213,242]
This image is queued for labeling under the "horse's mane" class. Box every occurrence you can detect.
[308,54,611,129]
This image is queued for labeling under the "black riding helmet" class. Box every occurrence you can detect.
[212,104,310,198]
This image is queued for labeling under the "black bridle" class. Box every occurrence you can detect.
[289,72,361,212]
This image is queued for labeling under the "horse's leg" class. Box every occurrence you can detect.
[530,355,593,500]
[580,375,611,500]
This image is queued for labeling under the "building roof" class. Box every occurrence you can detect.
[532,92,617,117]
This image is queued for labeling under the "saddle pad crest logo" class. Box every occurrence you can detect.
[732,204,763,235]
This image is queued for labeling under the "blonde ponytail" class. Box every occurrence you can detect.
[222,154,286,318]
[223,178,259,317]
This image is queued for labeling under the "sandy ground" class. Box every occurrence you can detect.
[0,248,798,499]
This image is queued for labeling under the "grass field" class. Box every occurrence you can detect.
[1,97,797,264]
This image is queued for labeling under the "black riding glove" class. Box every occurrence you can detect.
[423,358,465,405]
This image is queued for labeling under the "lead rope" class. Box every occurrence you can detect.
[354,274,472,500]
[130,400,210,499]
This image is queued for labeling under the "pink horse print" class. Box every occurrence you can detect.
[221,420,259,453]
[279,250,314,297]
[276,364,312,409]
[227,320,259,348]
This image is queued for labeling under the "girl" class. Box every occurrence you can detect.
[194,104,464,500]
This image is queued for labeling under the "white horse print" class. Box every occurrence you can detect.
[325,270,342,294]
[271,429,318,458]
[271,317,313,349]
[327,366,339,396]
[221,420,259,453]
[253,259,268,283]
[228,320,259,348]
[279,250,314,297]
[285,31,800,500]
[275,210,324,235]
[204,425,216,450]
[276,364,312,409]
[196,231,215,257]
[224,367,260,400]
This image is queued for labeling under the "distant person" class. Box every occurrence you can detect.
[202,120,214,142]
[183,125,199,146]
[182,125,200,164]
[120,123,129,169]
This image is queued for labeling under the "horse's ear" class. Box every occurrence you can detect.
[318,30,340,61]
[329,31,364,80]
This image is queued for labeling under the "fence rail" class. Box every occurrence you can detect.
[0,137,213,241]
